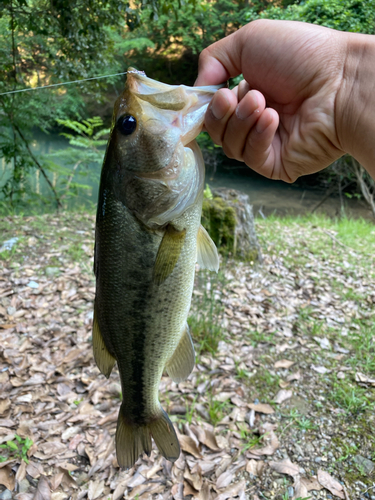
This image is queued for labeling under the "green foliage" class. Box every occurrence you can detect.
[42,117,108,204]
[0,434,33,464]
[0,0,126,208]
[123,0,261,85]
[255,0,375,34]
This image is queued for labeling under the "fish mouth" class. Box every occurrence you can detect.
[126,67,224,145]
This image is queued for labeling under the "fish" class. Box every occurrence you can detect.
[93,68,221,469]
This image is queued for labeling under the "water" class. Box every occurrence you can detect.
[1,131,372,220]
[207,164,372,220]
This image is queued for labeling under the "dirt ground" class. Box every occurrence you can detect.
[0,212,374,500]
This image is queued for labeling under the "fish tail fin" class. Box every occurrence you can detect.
[149,408,180,462]
[116,407,180,468]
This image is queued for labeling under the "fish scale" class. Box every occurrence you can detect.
[93,69,222,468]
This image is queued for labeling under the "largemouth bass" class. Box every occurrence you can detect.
[93,68,221,468]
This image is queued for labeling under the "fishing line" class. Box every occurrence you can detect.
[0,71,128,96]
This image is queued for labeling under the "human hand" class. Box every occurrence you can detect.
[195,20,375,182]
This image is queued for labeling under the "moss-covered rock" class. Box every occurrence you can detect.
[201,188,261,262]
[202,196,237,253]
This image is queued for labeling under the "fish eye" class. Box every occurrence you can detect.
[117,114,137,135]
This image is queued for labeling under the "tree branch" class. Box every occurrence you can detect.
[13,123,62,209]
[351,157,375,218]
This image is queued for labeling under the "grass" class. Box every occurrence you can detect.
[189,269,226,355]
[207,397,231,426]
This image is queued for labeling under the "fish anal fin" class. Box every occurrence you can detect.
[153,225,186,286]
[166,324,195,383]
[116,407,179,468]
[93,307,116,378]
[197,224,219,272]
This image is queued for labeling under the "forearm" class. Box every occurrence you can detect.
[336,33,375,178]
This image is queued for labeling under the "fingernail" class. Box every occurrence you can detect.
[236,92,259,120]
[210,93,229,120]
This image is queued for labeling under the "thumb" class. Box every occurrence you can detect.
[194,30,243,86]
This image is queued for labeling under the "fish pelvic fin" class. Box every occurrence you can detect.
[116,407,180,468]
[153,224,186,286]
[93,307,116,378]
[197,224,219,272]
[166,323,195,383]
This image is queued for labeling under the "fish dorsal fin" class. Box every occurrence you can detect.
[197,225,219,272]
[93,307,116,378]
[166,324,195,383]
[153,224,186,286]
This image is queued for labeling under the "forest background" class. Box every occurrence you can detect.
[0,0,375,213]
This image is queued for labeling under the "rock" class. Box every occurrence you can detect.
[353,455,374,474]
[45,266,60,277]
[202,188,261,262]
[0,490,12,500]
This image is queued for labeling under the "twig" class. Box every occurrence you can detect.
[311,180,352,213]
[60,159,83,201]
[352,157,375,218]
[13,123,62,209]
[323,230,356,252]
[342,482,351,500]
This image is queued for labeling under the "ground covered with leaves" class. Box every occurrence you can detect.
[0,213,374,500]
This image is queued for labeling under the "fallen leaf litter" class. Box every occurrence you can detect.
[0,213,374,499]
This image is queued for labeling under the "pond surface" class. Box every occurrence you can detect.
[207,164,372,220]
[1,131,372,220]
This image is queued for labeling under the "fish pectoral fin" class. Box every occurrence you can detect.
[197,224,219,272]
[116,406,179,468]
[93,307,116,378]
[166,324,195,383]
[153,224,186,286]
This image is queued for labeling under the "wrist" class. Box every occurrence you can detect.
[336,32,375,176]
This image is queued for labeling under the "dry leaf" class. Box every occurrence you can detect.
[287,371,301,382]
[246,459,265,476]
[178,435,202,458]
[215,479,246,500]
[216,470,234,489]
[183,480,198,497]
[269,458,299,477]
[301,476,324,491]
[293,475,309,500]
[355,372,375,386]
[15,460,27,483]
[190,425,221,451]
[314,337,331,349]
[248,403,274,415]
[0,399,10,415]
[184,467,203,491]
[274,389,293,404]
[317,470,345,499]
[248,424,279,457]
[0,465,15,490]
[274,359,294,369]
[198,482,214,500]
[311,365,331,374]
[34,476,51,500]
[87,479,104,500]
